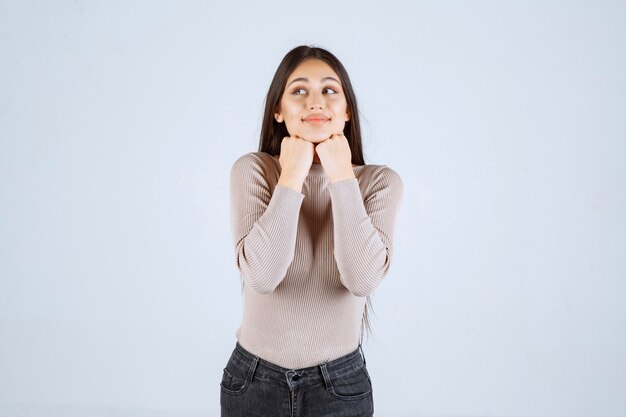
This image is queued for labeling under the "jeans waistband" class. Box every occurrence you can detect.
[229,342,367,390]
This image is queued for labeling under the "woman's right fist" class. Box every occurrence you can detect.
[277,136,315,192]
[279,136,314,177]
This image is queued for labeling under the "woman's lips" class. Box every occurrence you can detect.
[303,117,330,124]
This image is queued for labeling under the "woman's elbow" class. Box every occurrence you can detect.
[340,270,386,297]
[340,256,392,296]
[238,264,281,295]
[244,276,277,294]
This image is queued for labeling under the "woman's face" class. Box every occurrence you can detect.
[275,58,350,144]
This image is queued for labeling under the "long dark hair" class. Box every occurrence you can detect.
[256,45,374,342]
[258,45,365,166]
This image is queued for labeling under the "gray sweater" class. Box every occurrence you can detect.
[230,151,403,368]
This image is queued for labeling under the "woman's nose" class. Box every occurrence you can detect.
[307,92,324,109]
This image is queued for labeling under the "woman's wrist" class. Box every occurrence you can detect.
[328,168,356,184]
[278,175,304,193]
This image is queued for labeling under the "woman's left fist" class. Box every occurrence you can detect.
[315,133,355,183]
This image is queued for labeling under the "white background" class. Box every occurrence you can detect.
[1,1,625,416]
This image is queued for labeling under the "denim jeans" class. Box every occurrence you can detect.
[220,342,374,417]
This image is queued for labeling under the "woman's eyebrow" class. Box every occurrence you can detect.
[287,76,341,87]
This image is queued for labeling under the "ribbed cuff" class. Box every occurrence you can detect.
[327,178,368,218]
[261,184,305,233]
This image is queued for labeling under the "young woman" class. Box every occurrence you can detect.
[221,45,403,417]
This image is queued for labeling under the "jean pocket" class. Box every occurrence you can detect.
[220,357,253,396]
[327,364,373,401]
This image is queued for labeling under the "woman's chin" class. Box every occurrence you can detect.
[300,132,332,143]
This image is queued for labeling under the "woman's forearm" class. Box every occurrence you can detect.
[328,168,403,297]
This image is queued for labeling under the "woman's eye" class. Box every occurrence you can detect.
[291,87,338,96]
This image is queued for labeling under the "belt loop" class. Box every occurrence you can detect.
[319,362,332,390]
[248,355,259,382]
[358,344,367,366]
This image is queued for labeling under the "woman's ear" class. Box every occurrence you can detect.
[345,111,350,122]
[275,109,283,123]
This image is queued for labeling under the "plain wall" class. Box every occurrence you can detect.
[1,1,625,416]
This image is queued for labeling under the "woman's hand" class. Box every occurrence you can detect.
[315,133,355,183]
[277,135,315,192]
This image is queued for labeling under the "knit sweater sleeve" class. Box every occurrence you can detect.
[327,166,404,297]
[230,153,305,294]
